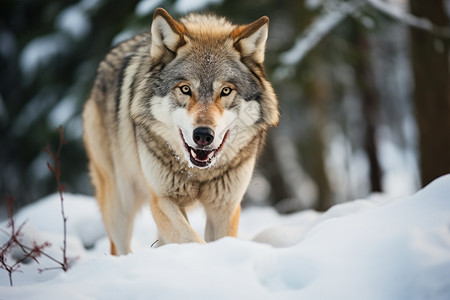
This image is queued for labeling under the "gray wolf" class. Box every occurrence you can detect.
[83,8,279,255]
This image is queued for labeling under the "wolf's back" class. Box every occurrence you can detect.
[88,33,150,124]
[82,33,153,204]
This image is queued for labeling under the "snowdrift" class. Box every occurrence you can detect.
[1,175,450,299]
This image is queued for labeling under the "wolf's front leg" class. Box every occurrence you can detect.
[204,203,241,242]
[150,195,205,245]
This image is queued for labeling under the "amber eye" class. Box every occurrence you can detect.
[221,87,232,97]
[180,85,191,96]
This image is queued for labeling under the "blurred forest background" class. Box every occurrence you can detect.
[1,0,449,214]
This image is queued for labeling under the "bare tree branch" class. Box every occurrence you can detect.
[368,0,450,39]
[275,0,450,79]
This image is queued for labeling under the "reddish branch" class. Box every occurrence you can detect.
[0,196,51,286]
[0,126,72,286]
[45,126,69,271]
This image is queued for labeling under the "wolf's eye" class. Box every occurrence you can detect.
[180,85,192,96]
[221,87,232,97]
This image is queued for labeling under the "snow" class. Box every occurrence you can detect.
[306,0,323,10]
[275,0,450,81]
[135,0,164,17]
[366,0,446,37]
[1,175,450,299]
[275,1,363,79]
[19,33,70,82]
[174,0,223,14]
[111,29,140,46]
[19,0,100,83]
[56,5,91,40]
[378,132,419,197]
[47,95,78,129]
[136,0,223,18]
[11,89,58,137]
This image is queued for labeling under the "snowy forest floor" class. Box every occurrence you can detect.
[1,175,450,299]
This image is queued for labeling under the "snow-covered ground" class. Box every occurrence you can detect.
[1,175,450,299]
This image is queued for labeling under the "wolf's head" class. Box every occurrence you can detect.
[141,8,279,169]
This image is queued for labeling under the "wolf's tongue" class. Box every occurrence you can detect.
[190,148,213,161]
[196,149,210,160]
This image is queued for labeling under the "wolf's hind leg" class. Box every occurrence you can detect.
[89,160,139,255]
[102,195,137,255]
[106,175,145,255]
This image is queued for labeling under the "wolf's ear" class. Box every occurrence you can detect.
[151,8,185,59]
[231,16,269,64]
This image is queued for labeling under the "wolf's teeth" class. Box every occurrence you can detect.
[190,148,197,158]
[207,151,215,160]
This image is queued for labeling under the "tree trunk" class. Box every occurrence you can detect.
[261,132,293,208]
[409,0,450,186]
[353,21,383,192]
[308,78,333,211]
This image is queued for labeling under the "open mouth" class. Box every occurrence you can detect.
[179,129,229,168]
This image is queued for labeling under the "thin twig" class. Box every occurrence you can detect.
[45,126,70,271]
[0,197,52,286]
[1,127,73,286]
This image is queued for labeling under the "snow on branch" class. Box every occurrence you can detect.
[275,0,450,80]
[274,0,364,80]
[367,0,450,39]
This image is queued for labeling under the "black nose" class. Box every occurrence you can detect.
[193,127,214,147]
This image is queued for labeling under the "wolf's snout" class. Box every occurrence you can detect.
[193,127,214,147]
